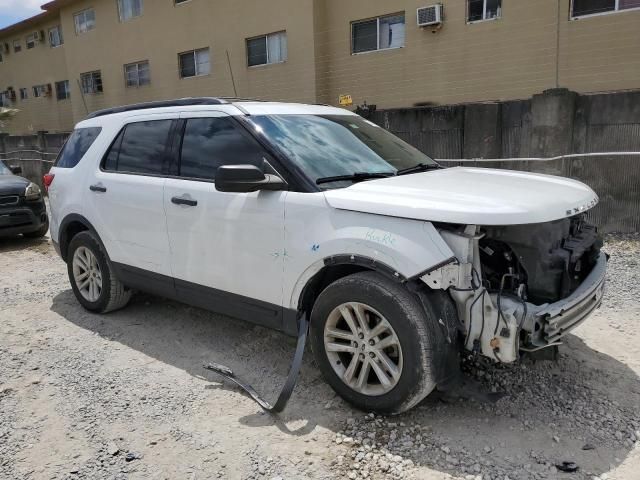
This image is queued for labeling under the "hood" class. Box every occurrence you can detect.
[323,167,598,226]
[0,174,29,196]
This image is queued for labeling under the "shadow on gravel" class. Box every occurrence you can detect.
[51,290,640,479]
[0,235,49,254]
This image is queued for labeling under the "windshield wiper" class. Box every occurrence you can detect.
[316,171,395,185]
[396,163,443,176]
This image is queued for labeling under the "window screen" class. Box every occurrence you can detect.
[572,0,615,16]
[247,32,287,66]
[352,19,378,53]
[468,0,502,21]
[247,36,268,66]
[179,48,210,78]
[179,117,266,179]
[55,128,102,168]
[104,120,173,175]
[352,14,405,53]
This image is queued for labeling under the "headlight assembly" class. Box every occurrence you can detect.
[25,182,42,201]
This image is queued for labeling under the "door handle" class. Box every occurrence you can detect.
[89,184,107,193]
[171,196,198,207]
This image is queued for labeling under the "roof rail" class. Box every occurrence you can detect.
[85,97,230,119]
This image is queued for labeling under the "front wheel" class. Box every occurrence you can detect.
[310,271,453,414]
[67,231,132,313]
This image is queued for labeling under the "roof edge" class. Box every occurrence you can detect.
[0,10,57,38]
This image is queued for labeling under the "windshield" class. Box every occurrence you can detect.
[0,161,11,175]
[249,114,437,189]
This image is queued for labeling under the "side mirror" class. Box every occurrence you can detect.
[215,164,287,193]
[9,165,22,175]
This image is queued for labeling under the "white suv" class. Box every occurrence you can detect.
[48,98,607,414]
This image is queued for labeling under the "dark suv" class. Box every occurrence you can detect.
[0,162,48,238]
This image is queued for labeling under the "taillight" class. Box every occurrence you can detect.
[43,173,55,192]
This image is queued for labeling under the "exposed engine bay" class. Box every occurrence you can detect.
[423,215,607,364]
[480,216,602,305]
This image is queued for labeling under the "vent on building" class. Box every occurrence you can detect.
[417,4,443,27]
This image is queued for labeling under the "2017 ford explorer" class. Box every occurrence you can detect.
[48,98,606,414]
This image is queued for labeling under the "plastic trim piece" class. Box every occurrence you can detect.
[86,97,229,119]
[323,254,407,283]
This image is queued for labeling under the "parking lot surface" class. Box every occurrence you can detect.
[1,234,639,480]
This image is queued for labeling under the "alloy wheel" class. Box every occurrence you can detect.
[72,246,103,303]
[323,302,403,396]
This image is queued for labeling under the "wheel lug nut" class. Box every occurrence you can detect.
[358,333,364,340]
[369,352,375,358]
[369,340,375,346]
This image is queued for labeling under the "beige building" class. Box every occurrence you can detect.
[0,0,639,135]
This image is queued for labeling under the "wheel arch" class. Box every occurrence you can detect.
[295,255,412,324]
[58,213,109,263]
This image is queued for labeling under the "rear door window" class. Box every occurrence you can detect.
[54,127,102,168]
[179,117,266,180]
[103,120,174,175]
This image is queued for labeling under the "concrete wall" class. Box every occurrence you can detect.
[0,131,67,190]
[369,89,640,233]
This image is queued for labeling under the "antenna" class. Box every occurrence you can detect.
[226,50,238,97]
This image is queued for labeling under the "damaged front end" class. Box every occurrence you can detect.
[423,215,607,363]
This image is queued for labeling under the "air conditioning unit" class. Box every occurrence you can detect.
[417,4,444,27]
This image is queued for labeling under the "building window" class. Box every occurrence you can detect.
[352,13,405,54]
[246,31,287,67]
[13,40,21,53]
[0,53,3,63]
[56,80,70,100]
[179,48,210,78]
[33,85,47,98]
[74,8,96,34]
[572,0,640,17]
[26,33,38,49]
[80,71,103,94]
[49,26,63,47]
[118,0,143,22]
[20,88,28,100]
[0,92,10,107]
[467,0,502,22]
[124,60,150,87]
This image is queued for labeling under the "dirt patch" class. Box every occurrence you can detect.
[1,234,638,479]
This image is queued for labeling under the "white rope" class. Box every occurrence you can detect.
[437,152,640,162]
[0,150,57,156]
[1,158,55,163]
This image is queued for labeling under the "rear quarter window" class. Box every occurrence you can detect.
[54,127,102,168]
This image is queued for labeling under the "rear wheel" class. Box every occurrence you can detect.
[310,271,449,414]
[67,231,131,313]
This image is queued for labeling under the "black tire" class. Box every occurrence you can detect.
[23,220,49,238]
[67,231,132,313]
[310,271,458,414]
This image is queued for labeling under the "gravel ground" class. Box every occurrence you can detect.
[0,233,639,480]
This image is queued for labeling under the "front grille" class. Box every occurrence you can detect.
[0,195,19,206]
[0,211,32,229]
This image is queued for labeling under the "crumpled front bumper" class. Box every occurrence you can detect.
[526,252,607,347]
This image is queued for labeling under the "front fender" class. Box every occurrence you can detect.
[283,192,455,310]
